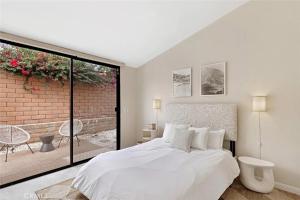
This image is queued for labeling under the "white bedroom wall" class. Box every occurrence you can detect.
[136,1,300,191]
[120,66,137,148]
[0,32,138,149]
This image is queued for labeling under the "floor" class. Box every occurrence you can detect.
[1,164,300,200]
[35,178,300,200]
[0,164,84,200]
[222,181,300,200]
[0,130,116,186]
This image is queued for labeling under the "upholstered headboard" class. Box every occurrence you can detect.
[165,103,238,141]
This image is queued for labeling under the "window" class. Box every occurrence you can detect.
[0,40,120,187]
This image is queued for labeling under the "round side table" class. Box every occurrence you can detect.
[40,134,55,152]
[238,156,275,193]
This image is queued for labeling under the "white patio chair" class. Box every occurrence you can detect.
[58,119,83,148]
[0,125,34,162]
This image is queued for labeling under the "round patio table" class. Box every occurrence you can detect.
[39,134,55,152]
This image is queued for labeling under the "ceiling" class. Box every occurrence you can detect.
[0,0,247,67]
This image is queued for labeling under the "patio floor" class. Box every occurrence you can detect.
[0,130,116,186]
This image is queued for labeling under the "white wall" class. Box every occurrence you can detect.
[136,1,300,190]
[121,66,137,148]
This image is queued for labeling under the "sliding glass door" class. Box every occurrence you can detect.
[72,60,117,163]
[0,39,120,187]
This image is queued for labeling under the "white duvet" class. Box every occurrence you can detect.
[72,138,240,200]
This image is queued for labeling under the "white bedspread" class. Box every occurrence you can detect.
[72,138,240,200]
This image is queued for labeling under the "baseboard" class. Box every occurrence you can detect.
[275,182,300,196]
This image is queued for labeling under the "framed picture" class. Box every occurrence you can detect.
[172,68,192,97]
[200,62,226,96]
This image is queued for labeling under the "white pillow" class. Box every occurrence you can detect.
[189,127,209,150]
[163,123,190,142]
[170,128,194,152]
[207,129,225,149]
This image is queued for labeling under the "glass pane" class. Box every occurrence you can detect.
[73,59,117,163]
[0,42,70,186]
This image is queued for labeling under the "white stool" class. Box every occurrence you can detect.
[238,156,275,193]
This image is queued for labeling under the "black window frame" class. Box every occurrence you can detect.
[0,38,121,188]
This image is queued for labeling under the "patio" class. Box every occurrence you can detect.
[0,129,116,186]
[0,43,118,187]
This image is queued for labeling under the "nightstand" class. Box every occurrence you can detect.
[238,156,275,193]
[138,129,158,144]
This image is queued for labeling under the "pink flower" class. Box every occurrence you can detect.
[21,68,30,76]
[10,59,19,67]
[4,50,11,58]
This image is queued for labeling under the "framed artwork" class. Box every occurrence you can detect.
[172,68,192,97]
[200,62,226,96]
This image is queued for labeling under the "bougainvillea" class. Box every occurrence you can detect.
[0,43,117,91]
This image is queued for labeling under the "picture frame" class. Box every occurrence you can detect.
[172,68,192,97]
[200,62,226,96]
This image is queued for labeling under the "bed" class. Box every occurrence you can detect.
[72,103,240,200]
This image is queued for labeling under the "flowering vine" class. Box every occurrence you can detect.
[0,44,116,91]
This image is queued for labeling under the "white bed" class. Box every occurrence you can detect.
[72,103,240,200]
[72,138,239,200]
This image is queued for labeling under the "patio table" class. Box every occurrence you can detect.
[40,134,55,152]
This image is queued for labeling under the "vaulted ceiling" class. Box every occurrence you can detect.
[0,0,247,67]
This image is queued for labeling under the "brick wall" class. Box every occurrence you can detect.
[0,70,116,142]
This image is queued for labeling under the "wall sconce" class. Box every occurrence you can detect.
[152,99,161,110]
[252,96,267,159]
[152,99,161,130]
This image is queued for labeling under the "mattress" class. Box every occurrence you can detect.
[72,138,240,200]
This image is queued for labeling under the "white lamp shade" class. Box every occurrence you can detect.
[152,99,161,109]
[252,96,267,112]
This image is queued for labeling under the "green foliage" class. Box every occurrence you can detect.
[0,43,116,90]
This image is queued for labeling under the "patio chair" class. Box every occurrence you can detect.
[0,125,34,162]
[58,119,83,148]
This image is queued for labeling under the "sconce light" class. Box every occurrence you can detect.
[252,96,267,159]
[152,99,161,110]
[152,99,161,130]
[252,96,267,112]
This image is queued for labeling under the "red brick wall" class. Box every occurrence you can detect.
[0,70,116,141]
[0,70,70,125]
[74,81,116,119]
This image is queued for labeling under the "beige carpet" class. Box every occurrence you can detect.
[36,178,300,200]
[36,179,87,200]
[0,140,113,185]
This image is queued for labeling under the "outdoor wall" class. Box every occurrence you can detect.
[0,69,116,142]
[0,70,69,125]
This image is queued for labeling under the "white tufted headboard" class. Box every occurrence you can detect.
[165,103,238,141]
